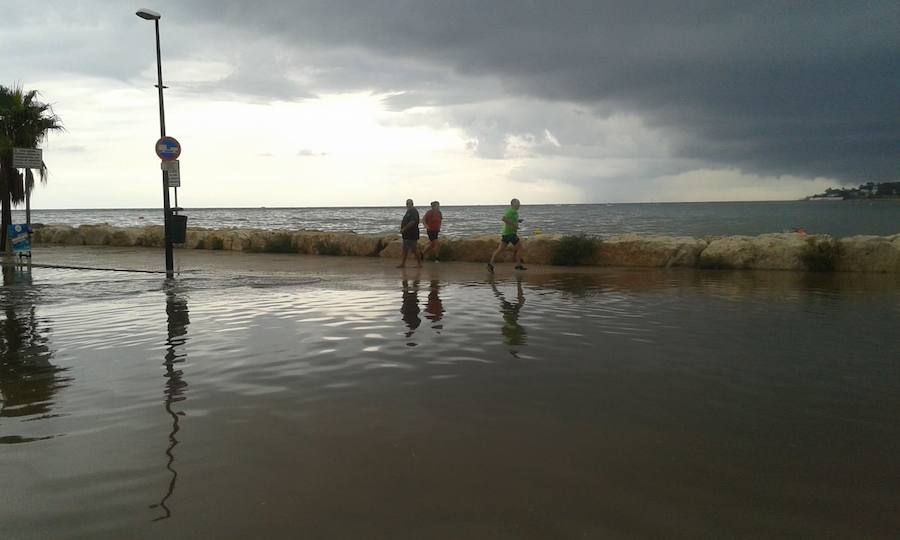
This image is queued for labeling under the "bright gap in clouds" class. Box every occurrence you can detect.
[33,81,585,208]
[30,79,828,209]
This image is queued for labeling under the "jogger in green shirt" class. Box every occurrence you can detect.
[488,198,526,273]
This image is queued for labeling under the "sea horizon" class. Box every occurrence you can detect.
[15,198,869,212]
[13,200,900,238]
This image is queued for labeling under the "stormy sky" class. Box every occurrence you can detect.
[2,1,897,207]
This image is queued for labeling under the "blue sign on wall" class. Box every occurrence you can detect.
[8,224,32,253]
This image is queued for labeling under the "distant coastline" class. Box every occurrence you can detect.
[805,181,900,201]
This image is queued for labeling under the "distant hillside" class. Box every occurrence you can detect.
[807,181,900,200]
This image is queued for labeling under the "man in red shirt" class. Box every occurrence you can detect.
[421,201,443,262]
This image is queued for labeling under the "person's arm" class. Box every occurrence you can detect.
[501,215,519,231]
[401,212,419,232]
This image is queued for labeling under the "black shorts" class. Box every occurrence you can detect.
[427,230,440,241]
[501,234,519,245]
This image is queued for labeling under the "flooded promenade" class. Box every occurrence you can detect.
[2,247,899,539]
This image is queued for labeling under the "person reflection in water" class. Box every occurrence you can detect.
[400,277,421,345]
[151,280,190,521]
[424,280,445,332]
[490,275,527,355]
[0,265,68,443]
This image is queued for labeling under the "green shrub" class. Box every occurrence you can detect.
[550,235,596,266]
[801,239,841,272]
[265,233,294,253]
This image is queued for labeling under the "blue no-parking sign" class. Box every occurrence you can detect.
[155,136,181,161]
[8,224,32,253]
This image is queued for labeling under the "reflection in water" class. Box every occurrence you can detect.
[424,280,445,332]
[0,265,68,443]
[530,273,610,298]
[400,277,421,345]
[490,276,527,355]
[150,279,190,521]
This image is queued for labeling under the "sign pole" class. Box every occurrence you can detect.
[25,184,32,263]
[11,149,43,256]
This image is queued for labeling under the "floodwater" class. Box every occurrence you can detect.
[1,264,899,539]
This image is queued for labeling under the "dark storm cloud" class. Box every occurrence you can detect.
[176,0,899,183]
[6,1,898,184]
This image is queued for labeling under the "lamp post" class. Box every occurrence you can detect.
[136,7,174,277]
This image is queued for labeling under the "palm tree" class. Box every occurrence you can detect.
[0,84,64,252]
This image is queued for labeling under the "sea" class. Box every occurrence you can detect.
[13,200,900,238]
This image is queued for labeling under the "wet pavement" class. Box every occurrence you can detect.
[2,247,899,539]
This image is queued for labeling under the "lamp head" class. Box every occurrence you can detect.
[136,8,161,20]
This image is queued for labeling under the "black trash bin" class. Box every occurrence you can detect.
[170,214,188,244]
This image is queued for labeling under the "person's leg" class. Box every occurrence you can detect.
[490,242,506,265]
[423,232,438,260]
[416,241,423,268]
[397,244,409,268]
[425,237,439,261]
[488,241,506,272]
[514,240,527,269]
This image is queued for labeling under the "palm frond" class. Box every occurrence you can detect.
[0,83,64,210]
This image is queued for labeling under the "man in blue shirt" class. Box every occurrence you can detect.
[397,199,422,269]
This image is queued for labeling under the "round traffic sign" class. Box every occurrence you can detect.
[156,136,182,161]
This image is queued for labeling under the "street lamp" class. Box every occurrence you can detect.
[136,7,174,277]
[136,8,160,20]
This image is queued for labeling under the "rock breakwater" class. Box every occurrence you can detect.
[29,224,900,272]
